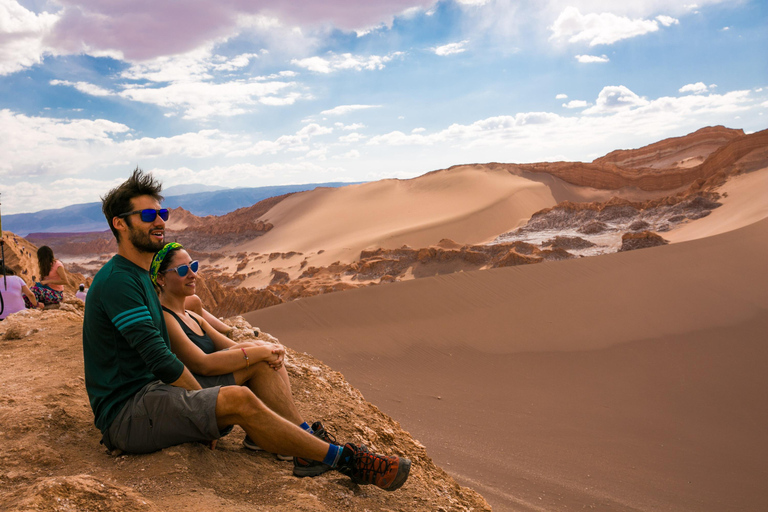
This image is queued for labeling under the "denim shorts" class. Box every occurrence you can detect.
[103,376,234,454]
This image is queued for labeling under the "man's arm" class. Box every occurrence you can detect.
[170,366,203,391]
[103,273,185,383]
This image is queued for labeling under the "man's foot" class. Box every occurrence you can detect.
[337,443,411,491]
[244,436,292,461]
[293,421,336,477]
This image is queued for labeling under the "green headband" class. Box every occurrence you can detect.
[150,242,183,286]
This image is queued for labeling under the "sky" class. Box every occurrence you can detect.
[0,0,766,214]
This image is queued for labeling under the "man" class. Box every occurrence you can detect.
[82,168,410,491]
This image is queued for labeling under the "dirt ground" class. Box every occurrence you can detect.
[0,300,490,511]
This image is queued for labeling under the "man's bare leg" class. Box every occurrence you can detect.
[215,386,326,460]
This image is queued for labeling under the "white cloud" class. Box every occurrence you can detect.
[655,15,679,27]
[291,51,403,73]
[226,123,333,158]
[119,79,300,119]
[679,82,711,94]
[412,127,426,133]
[339,133,366,143]
[433,40,469,56]
[550,7,676,46]
[121,130,248,159]
[0,109,129,178]
[575,54,609,63]
[367,87,755,154]
[338,149,361,159]
[563,100,589,108]
[583,85,649,114]
[556,94,568,99]
[0,1,59,75]
[321,105,380,116]
[50,79,113,97]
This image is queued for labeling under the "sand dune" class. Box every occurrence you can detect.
[246,217,768,511]
[234,166,559,268]
[665,166,768,243]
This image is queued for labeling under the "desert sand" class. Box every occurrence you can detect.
[246,216,768,511]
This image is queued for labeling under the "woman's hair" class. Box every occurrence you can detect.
[37,246,55,278]
[1,263,16,275]
[151,243,184,294]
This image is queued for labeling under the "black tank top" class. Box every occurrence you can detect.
[163,306,216,355]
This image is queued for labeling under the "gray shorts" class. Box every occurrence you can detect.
[103,375,235,454]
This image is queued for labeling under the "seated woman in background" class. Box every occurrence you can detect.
[1,264,44,320]
[27,245,69,306]
[151,243,317,457]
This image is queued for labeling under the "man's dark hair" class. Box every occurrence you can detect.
[102,167,163,241]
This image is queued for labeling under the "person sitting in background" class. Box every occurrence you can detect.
[1,264,44,320]
[76,283,88,303]
[27,245,69,306]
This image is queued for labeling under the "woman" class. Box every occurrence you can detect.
[28,245,68,306]
[1,264,44,320]
[151,243,315,457]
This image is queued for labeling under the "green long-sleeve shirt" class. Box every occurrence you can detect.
[82,254,184,433]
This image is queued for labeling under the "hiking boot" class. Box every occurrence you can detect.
[337,443,411,491]
[293,421,336,477]
[243,435,263,452]
[244,435,292,461]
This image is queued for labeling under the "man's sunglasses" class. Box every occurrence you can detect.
[164,260,199,277]
[118,208,170,222]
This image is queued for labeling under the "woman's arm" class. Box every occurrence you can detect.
[165,311,280,376]
[192,312,285,370]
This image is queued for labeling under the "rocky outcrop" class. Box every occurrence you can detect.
[0,308,491,512]
[477,126,766,192]
[593,126,744,169]
[168,194,286,251]
[619,231,669,252]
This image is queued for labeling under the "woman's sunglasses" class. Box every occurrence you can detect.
[118,208,170,222]
[164,260,199,277]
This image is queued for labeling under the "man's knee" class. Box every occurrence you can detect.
[216,385,266,419]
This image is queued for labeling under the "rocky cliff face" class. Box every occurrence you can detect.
[593,126,744,169]
[483,126,764,192]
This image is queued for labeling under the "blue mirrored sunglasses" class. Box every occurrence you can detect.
[165,260,199,277]
[118,208,170,222]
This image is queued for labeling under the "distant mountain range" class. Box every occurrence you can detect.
[2,182,360,236]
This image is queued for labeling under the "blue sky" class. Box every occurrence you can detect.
[0,0,766,214]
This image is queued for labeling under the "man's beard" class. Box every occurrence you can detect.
[128,224,165,253]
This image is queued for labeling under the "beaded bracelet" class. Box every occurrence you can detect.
[241,348,250,369]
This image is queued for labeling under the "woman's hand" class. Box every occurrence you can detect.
[265,344,285,371]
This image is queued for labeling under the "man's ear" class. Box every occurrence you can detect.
[112,216,127,237]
